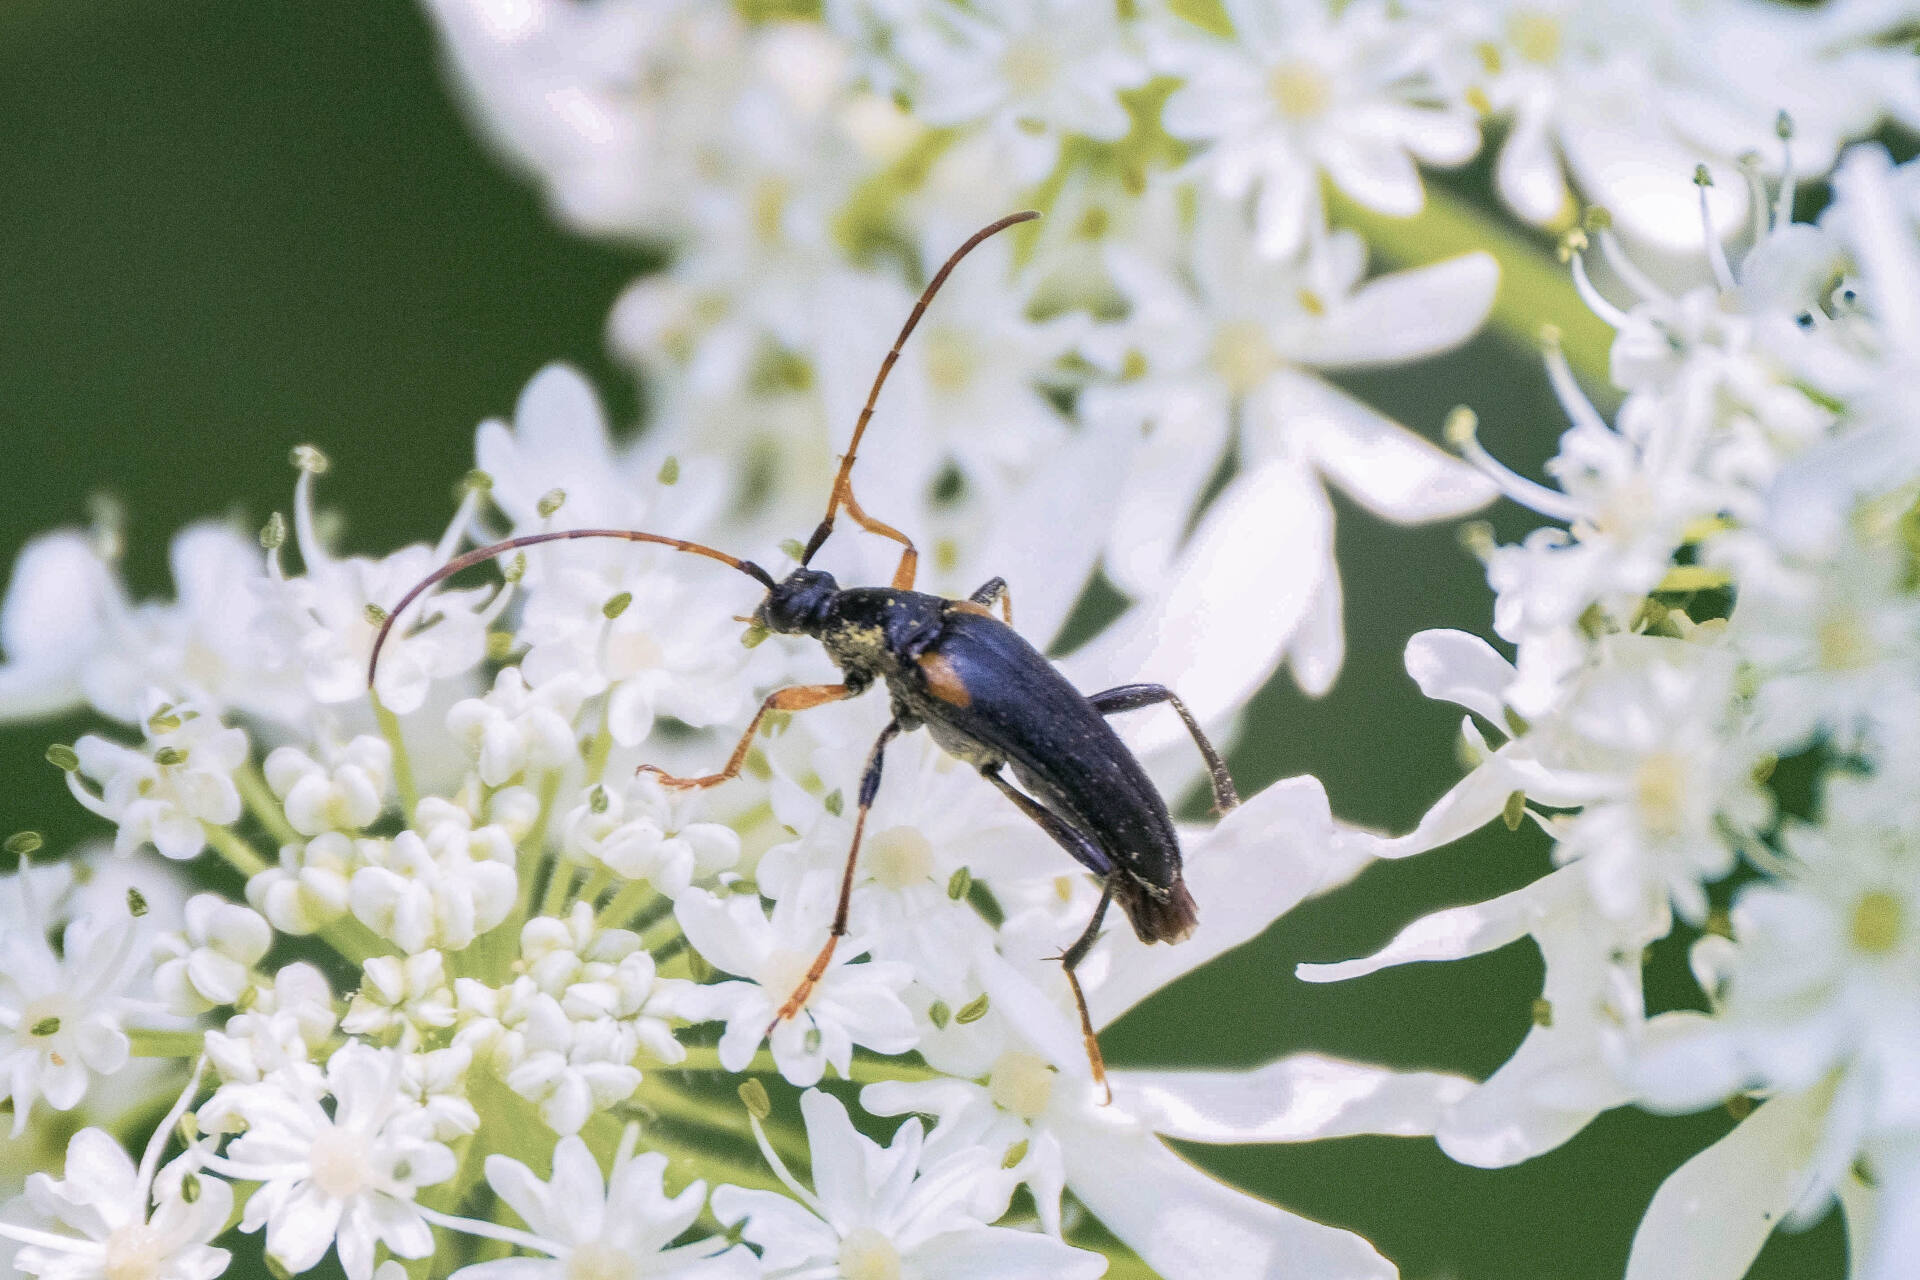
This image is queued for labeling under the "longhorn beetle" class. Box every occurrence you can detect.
[370,212,1240,1099]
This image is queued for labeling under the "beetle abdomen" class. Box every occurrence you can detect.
[1112,870,1197,944]
[905,606,1188,915]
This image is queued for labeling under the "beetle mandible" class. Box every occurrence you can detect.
[369,211,1240,1099]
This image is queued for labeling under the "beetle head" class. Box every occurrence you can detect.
[756,567,839,636]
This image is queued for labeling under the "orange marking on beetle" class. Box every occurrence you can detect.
[917,651,973,707]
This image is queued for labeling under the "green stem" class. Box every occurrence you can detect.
[510,770,564,924]
[233,760,300,847]
[578,867,614,909]
[583,722,613,785]
[597,878,657,931]
[1325,181,1616,390]
[201,824,268,878]
[371,693,421,819]
[129,1028,207,1058]
[539,858,577,919]
[639,1080,810,1170]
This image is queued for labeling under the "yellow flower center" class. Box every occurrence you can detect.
[1209,320,1283,397]
[922,326,978,395]
[988,1050,1057,1119]
[1633,751,1688,839]
[1851,890,1904,955]
[567,1242,637,1280]
[103,1225,166,1280]
[1506,10,1564,65]
[866,826,936,890]
[1268,60,1331,119]
[1000,37,1058,97]
[1816,612,1875,671]
[838,1227,903,1280]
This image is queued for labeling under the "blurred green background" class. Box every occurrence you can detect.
[0,1,1846,1276]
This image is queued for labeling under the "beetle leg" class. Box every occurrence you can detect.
[1086,683,1240,813]
[1061,883,1116,1106]
[967,576,1013,625]
[979,766,1117,1103]
[771,718,902,1029]
[639,682,852,790]
[979,767,1113,877]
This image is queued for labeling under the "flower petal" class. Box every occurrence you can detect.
[1403,630,1514,726]
[1286,254,1498,369]
[1091,776,1338,1029]
[1624,1088,1828,1280]
[1061,1118,1393,1280]
[1266,371,1496,522]
[1298,864,1580,983]
[1112,1053,1474,1144]
[1062,459,1332,759]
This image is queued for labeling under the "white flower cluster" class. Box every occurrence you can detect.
[1308,142,1920,1278]
[2,0,1916,1277]
[0,388,1460,1279]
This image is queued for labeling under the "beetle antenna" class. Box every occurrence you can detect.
[799,209,1040,569]
[367,527,775,688]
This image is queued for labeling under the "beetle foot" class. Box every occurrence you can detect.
[636,762,723,790]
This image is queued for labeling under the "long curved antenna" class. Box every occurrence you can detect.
[800,209,1041,579]
[367,528,774,688]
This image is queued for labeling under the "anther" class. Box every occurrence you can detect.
[290,444,331,475]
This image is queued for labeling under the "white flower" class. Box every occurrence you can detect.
[422,0,761,238]
[264,737,392,836]
[0,890,145,1136]
[448,1134,755,1280]
[446,667,589,786]
[257,456,501,715]
[348,800,518,953]
[676,873,917,1086]
[560,773,741,899]
[1,1126,232,1280]
[757,724,1026,1002]
[341,951,457,1050]
[202,961,336,1086]
[1156,0,1477,257]
[152,894,272,1016]
[452,905,691,1134]
[898,0,1148,184]
[1067,204,1494,717]
[208,1044,456,1280]
[714,1088,1107,1280]
[1424,0,1915,250]
[0,520,302,727]
[872,777,1467,1280]
[246,831,363,936]
[69,698,248,862]
[1300,863,1659,1169]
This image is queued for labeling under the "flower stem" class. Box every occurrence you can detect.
[201,824,268,878]
[597,877,656,930]
[128,1028,207,1058]
[233,759,300,847]
[371,692,421,819]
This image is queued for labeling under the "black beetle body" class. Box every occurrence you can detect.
[758,570,1198,945]
[371,213,1238,1097]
